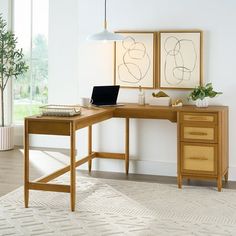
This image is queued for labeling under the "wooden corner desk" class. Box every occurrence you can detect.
[24,104,228,211]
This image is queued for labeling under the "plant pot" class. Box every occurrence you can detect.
[0,126,14,151]
[195,97,209,108]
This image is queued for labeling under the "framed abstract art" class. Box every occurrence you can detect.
[114,32,156,89]
[158,31,203,89]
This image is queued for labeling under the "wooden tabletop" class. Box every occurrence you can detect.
[25,104,228,125]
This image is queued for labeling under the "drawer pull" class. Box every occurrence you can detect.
[189,131,208,136]
[188,157,208,161]
[187,116,208,121]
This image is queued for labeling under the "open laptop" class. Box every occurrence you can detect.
[91,85,121,106]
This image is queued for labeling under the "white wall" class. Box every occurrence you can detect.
[11,0,236,180]
[48,0,79,104]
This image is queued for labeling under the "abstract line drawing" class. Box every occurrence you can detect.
[115,32,155,88]
[118,36,150,84]
[160,32,202,89]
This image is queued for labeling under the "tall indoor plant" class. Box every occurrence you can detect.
[0,15,28,150]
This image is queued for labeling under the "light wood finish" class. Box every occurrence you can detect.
[113,104,177,122]
[180,112,217,124]
[70,122,76,211]
[181,125,217,143]
[24,107,113,211]
[88,126,92,172]
[95,152,125,160]
[177,112,182,188]
[181,143,217,173]
[28,120,71,135]
[28,182,70,193]
[36,154,95,183]
[125,118,130,175]
[24,104,229,211]
[178,108,228,192]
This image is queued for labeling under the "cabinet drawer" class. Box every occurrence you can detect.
[181,125,217,143]
[181,143,217,174]
[180,112,217,124]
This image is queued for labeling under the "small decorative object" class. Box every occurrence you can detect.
[0,15,28,151]
[149,91,171,106]
[159,30,202,89]
[172,99,183,107]
[138,86,145,105]
[152,91,169,98]
[188,83,222,107]
[80,97,92,107]
[40,105,81,117]
[114,32,156,88]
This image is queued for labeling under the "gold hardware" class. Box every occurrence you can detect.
[188,157,208,161]
[104,20,107,30]
[189,131,207,136]
[188,116,208,120]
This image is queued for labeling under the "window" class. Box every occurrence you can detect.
[13,0,48,123]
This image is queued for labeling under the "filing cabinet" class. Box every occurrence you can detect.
[178,109,228,191]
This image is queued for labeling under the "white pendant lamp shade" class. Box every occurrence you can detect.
[87,29,124,41]
[87,0,124,42]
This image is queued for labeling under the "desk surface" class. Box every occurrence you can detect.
[113,104,228,122]
[26,104,228,121]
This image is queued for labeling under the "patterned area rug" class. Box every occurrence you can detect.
[1,175,236,236]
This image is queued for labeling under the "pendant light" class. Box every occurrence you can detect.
[87,0,125,42]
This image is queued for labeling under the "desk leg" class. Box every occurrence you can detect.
[24,119,29,208]
[70,122,76,211]
[217,177,222,192]
[178,175,182,189]
[88,125,92,172]
[125,118,130,175]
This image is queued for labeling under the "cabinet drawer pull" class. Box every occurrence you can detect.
[189,131,208,136]
[188,116,208,121]
[188,157,208,161]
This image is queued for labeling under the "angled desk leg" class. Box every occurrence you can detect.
[125,118,130,175]
[70,122,76,211]
[24,119,29,208]
[88,125,92,172]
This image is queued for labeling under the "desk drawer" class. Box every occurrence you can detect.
[181,143,217,174]
[180,112,217,124]
[181,125,217,143]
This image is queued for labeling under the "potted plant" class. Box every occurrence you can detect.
[188,83,222,107]
[0,15,28,151]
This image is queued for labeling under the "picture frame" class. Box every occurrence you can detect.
[114,32,156,89]
[158,30,203,89]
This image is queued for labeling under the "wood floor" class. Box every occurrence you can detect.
[0,147,235,197]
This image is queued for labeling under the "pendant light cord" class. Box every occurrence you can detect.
[104,0,107,29]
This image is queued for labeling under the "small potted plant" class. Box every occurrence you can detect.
[188,83,222,107]
[0,15,28,150]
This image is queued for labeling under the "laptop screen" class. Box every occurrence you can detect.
[91,85,120,106]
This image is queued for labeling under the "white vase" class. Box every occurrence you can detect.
[0,126,14,151]
[195,97,209,108]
